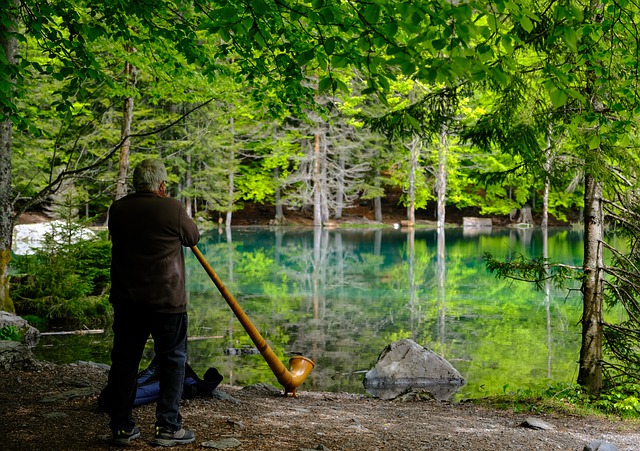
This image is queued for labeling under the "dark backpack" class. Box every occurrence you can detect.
[98,358,223,412]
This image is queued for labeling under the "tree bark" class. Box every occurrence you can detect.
[406,134,420,226]
[373,162,383,222]
[436,126,447,230]
[185,152,193,217]
[0,1,17,313]
[335,152,345,219]
[541,122,552,229]
[225,116,235,227]
[274,166,284,223]
[578,174,604,394]
[115,57,137,200]
[313,133,322,227]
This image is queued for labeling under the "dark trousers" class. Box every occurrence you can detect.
[107,308,188,432]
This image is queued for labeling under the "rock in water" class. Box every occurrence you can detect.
[363,339,465,400]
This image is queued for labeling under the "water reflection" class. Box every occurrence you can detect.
[36,227,586,398]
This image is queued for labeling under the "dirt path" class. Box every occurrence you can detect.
[1,362,640,451]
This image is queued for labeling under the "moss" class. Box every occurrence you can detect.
[0,247,15,313]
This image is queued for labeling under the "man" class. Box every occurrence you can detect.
[106,158,200,447]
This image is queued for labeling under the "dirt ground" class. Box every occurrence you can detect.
[1,361,640,451]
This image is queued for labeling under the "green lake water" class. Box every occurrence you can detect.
[35,226,607,399]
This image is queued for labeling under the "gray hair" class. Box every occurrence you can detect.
[132,158,167,192]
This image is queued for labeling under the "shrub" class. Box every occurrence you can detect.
[10,221,113,329]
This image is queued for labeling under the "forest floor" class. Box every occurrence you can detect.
[2,361,640,451]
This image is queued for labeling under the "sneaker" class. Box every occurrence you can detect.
[111,426,141,446]
[152,427,196,447]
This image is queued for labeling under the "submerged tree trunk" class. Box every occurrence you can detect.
[0,2,17,313]
[578,174,604,395]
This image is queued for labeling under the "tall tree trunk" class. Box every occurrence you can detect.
[274,166,284,223]
[335,152,345,219]
[541,122,552,229]
[406,134,420,226]
[373,196,382,222]
[225,116,235,227]
[313,133,322,227]
[185,152,193,217]
[0,1,17,313]
[115,57,137,200]
[373,157,383,222]
[576,0,606,395]
[578,174,604,394]
[436,126,447,230]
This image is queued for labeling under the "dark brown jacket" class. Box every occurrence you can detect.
[108,192,200,314]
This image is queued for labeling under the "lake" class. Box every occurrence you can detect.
[35,226,599,399]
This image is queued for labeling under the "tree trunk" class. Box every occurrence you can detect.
[0,1,17,313]
[274,166,284,223]
[373,166,383,222]
[115,58,137,200]
[335,152,345,219]
[436,126,447,230]
[226,116,235,227]
[313,133,322,227]
[407,134,420,226]
[185,152,193,217]
[541,122,552,229]
[578,173,604,395]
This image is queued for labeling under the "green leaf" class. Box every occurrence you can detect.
[490,67,508,85]
[520,16,534,33]
[318,77,333,93]
[562,26,578,52]
[298,49,315,66]
[364,4,380,23]
[253,0,268,15]
[588,135,600,149]
[324,37,336,55]
[432,39,447,51]
[550,89,567,108]
[331,55,348,68]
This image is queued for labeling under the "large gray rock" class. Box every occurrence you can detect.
[0,341,41,370]
[0,311,40,346]
[363,339,465,400]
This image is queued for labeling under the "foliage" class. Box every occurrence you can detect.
[10,221,112,328]
[0,325,22,341]
[475,381,640,420]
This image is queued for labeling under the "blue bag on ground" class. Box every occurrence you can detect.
[98,358,223,412]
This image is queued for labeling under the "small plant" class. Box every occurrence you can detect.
[0,325,23,342]
[473,381,640,419]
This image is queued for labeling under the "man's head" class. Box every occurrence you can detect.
[132,159,167,194]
